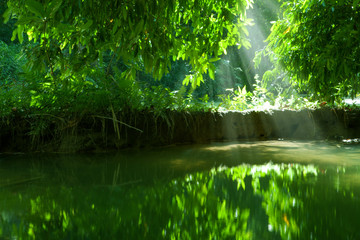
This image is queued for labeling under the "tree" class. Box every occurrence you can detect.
[3,0,253,89]
[263,0,360,102]
[0,0,15,43]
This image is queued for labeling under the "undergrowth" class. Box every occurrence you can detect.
[1,39,359,149]
[1,40,356,120]
[1,69,357,120]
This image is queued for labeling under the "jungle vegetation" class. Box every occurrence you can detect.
[1,0,359,117]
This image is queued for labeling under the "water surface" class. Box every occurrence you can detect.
[1,140,360,239]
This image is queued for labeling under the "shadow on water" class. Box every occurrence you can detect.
[1,140,360,239]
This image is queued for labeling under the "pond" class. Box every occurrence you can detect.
[1,140,360,239]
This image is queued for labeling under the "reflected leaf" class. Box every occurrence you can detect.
[1,162,360,239]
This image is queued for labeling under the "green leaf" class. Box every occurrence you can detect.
[11,28,18,41]
[16,16,41,25]
[209,57,221,63]
[182,75,192,86]
[3,8,12,24]
[253,51,262,69]
[354,0,360,8]
[143,52,154,73]
[134,19,144,36]
[46,0,63,17]
[17,25,24,43]
[175,195,184,210]
[240,38,251,49]
[25,0,45,18]
[217,200,227,219]
[192,73,203,88]
[208,63,215,80]
[80,20,93,30]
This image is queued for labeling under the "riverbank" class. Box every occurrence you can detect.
[1,108,359,152]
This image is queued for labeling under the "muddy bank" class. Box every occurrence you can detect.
[1,109,360,152]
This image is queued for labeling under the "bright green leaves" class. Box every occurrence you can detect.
[170,0,254,87]
[217,199,227,219]
[11,25,23,42]
[182,73,204,89]
[175,195,184,210]
[263,0,360,102]
[166,168,253,239]
[5,0,253,89]
[208,63,216,80]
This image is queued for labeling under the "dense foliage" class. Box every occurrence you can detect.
[261,0,360,102]
[1,0,360,119]
[4,0,252,88]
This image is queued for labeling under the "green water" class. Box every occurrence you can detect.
[1,141,360,239]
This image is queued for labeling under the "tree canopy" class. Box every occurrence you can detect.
[3,0,360,105]
[3,0,253,88]
[263,0,360,102]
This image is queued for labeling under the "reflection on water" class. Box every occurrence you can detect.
[1,141,360,239]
